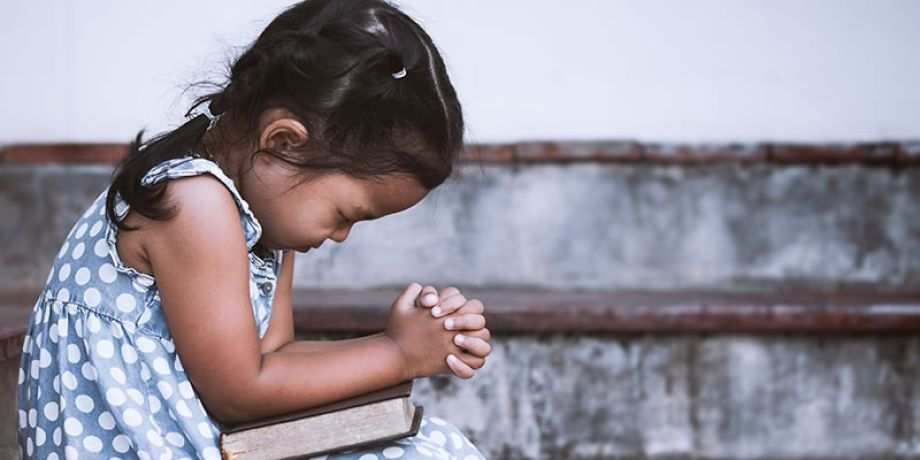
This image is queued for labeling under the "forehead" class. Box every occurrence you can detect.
[290,171,428,215]
[357,174,429,214]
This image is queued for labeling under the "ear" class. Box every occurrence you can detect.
[258,108,309,153]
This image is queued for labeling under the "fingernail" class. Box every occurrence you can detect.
[425,293,437,303]
[454,334,465,345]
[447,354,456,365]
[445,318,454,329]
[432,307,442,317]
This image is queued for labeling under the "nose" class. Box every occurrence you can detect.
[329,223,352,243]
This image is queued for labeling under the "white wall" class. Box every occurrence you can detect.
[2,0,919,144]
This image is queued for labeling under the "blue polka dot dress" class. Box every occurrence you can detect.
[16,154,487,460]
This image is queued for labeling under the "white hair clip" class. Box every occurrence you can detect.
[199,102,222,130]
[392,67,407,79]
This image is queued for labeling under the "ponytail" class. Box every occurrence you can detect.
[104,98,225,232]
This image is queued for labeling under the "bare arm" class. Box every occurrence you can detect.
[144,175,410,424]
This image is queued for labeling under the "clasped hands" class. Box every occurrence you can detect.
[414,285,492,379]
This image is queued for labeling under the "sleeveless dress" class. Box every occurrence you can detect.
[16,155,487,460]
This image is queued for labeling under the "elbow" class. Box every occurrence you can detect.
[201,392,252,425]
[197,372,264,425]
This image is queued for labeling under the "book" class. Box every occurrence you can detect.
[217,380,422,460]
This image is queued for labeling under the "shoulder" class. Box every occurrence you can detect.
[144,173,248,259]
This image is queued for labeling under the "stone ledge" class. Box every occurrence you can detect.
[3,141,920,166]
[3,286,920,360]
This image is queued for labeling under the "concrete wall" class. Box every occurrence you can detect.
[2,159,920,458]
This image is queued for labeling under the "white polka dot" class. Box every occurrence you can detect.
[163,339,175,353]
[116,293,136,312]
[90,220,103,237]
[74,267,91,285]
[71,242,86,259]
[96,339,114,358]
[84,204,97,218]
[49,323,60,344]
[416,444,434,456]
[140,362,151,381]
[198,421,214,439]
[111,322,124,339]
[359,454,379,460]
[28,408,37,427]
[39,348,52,368]
[83,434,103,452]
[124,408,143,426]
[451,432,465,449]
[75,394,94,413]
[43,401,59,421]
[65,445,79,460]
[57,241,70,259]
[66,344,81,363]
[81,361,97,381]
[53,374,60,393]
[57,263,72,282]
[146,429,164,447]
[99,263,117,283]
[64,417,83,436]
[62,371,78,390]
[112,434,131,453]
[202,447,221,460]
[177,380,195,399]
[121,343,138,364]
[127,387,144,405]
[383,446,405,458]
[106,387,126,406]
[110,367,127,384]
[74,222,89,239]
[174,355,184,372]
[150,357,169,375]
[94,238,108,257]
[26,437,33,457]
[137,336,157,353]
[87,314,101,333]
[149,394,162,413]
[176,399,192,417]
[83,288,102,307]
[30,359,39,379]
[98,410,116,430]
[429,430,447,446]
[53,426,62,445]
[164,431,185,447]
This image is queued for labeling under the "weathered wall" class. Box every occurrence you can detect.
[3,163,919,292]
[2,159,919,459]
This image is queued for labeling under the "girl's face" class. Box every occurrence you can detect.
[240,162,429,253]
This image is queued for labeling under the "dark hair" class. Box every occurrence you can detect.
[106,0,465,231]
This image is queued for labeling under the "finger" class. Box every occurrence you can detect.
[394,282,423,311]
[443,314,486,331]
[431,292,466,318]
[439,286,461,303]
[456,298,484,315]
[457,351,486,370]
[416,285,439,309]
[446,354,475,379]
[453,334,492,358]
[464,327,491,342]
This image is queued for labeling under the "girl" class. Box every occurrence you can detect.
[16,0,493,458]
